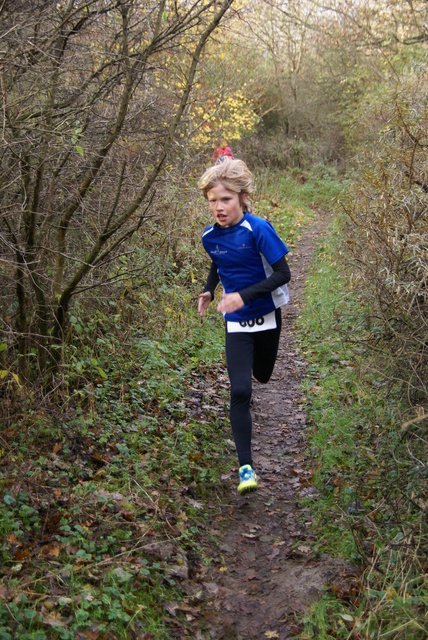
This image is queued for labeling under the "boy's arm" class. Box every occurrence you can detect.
[239,256,290,304]
[203,261,220,301]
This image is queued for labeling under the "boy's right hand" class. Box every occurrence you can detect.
[198,292,212,318]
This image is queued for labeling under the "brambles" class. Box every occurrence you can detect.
[298,218,427,639]
[341,71,428,409]
[0,0,234,385]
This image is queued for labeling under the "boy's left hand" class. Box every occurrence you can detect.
[217,292,244,314]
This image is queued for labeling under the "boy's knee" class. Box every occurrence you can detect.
[231,382,252,405]
[253,365,274,384]
[254,372,271,384]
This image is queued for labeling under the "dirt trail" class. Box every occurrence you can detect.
[199,213,353,640]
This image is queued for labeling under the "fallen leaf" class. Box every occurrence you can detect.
[164,601,179,617]
[341,614,354,622]
[42,543,61,558]
[42,613,68,627]
[15,548,30,561]
[290,468,304,476]
[297,545,311,555]
[203,582,219,596]
[11,563,22,573]
[77,630,100,640]
[187,498,203,509]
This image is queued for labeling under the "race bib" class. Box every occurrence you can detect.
[226,310,277,333]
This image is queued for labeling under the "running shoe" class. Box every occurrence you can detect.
[238,464,258,494]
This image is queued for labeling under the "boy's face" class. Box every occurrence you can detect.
[206,182,246,228]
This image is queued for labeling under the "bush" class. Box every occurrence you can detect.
[340,69,428,408]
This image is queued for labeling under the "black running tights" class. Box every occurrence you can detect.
[225,309,282,468]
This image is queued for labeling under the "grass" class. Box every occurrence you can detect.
[295,217,427,639]
[254,165,345,251]
[5,165,411,639]
[0,296,230,638]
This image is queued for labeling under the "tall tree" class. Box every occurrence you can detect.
[0,0,234,380]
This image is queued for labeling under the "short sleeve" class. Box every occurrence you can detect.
[254,219,289,265]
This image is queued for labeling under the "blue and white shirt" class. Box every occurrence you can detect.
[201,212,289,322]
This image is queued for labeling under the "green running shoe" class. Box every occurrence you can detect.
[238,464,258,494]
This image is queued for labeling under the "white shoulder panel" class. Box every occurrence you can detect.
[240,220,253,232]
[202,226,215,238]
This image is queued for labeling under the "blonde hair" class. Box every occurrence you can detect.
[198,158,255,212]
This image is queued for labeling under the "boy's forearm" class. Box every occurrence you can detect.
[239,256,290,304]
[203,261,220,301]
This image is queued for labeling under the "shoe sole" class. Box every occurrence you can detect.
[238,481,258,495]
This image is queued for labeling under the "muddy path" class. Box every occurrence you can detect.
[196,213,354,640]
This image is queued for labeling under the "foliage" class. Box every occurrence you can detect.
[340,63,428,408]
[0,164,322,638]
[188,51,259,149]
[0,299,229,638]
[297,221,427,639]
[0,0,427,634]
[0,147,229,636]
[231,0,428,170]
[190,90,258,147]
[230,0,354,167]
[254,164,344,236]
[0,0,234,382]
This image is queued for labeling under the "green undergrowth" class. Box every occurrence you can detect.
[0,166,350,639]
[255,164,343,250]
[296,219,427,639]
[0,305,230,639]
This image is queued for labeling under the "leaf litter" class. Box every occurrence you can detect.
[0,214,358,639]
[192,214,357,640]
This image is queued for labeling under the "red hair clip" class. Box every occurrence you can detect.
[212,146,234,163]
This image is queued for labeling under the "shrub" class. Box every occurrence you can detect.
[340,69,428,407]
